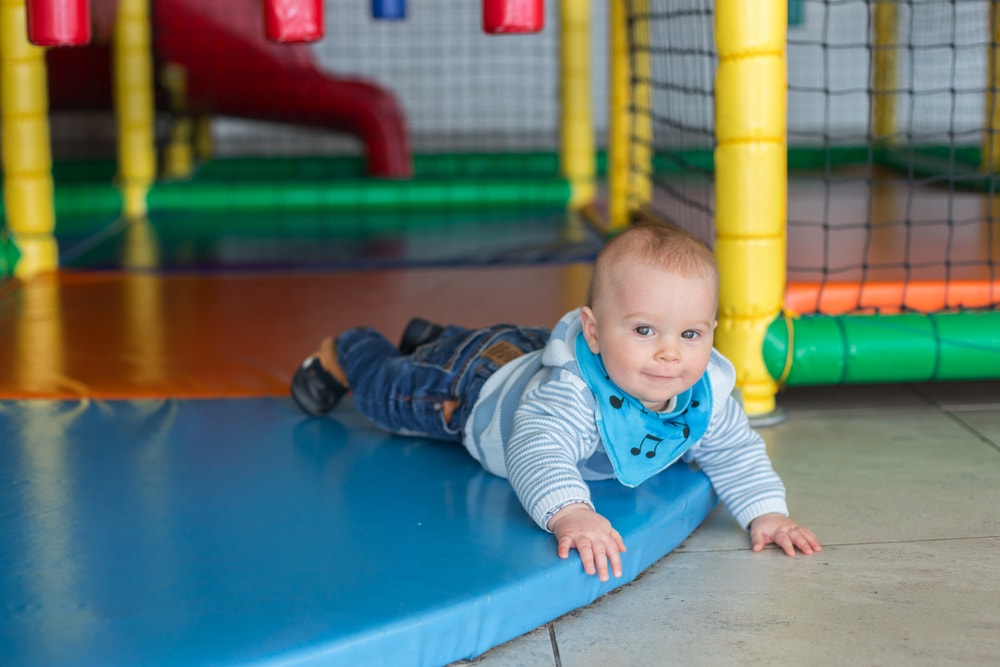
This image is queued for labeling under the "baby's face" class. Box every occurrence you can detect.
[581,264,717,412]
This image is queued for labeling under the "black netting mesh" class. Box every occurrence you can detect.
[630,0,999,314]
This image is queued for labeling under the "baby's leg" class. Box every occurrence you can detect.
[336,326,467,442]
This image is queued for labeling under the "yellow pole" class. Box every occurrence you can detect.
[0,0,58,276]
[713,0,787,417]
[871,1,897,143]
[560,0,594,210]
[160,63,195,180]
[984,2,1000,171]
[628,0,652,213]
[113,0,157,219]
[608,0,652,232]
[193,115,213,159]
[607,0,631,230]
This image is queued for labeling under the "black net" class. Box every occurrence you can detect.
[628,0,716,246]
[630,0,1000,314]
[788,0,998,314]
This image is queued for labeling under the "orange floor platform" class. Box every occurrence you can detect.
[0,265,592,400]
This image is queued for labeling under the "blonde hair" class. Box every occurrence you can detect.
[586,220,719,309]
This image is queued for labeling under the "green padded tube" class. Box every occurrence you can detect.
[763,311,1000,385]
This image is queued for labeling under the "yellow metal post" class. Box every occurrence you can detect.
[607,0,631,230]
[984,2,1000,171]
[608,0,652,232]
[628,0,652,213]
[0,0,58,276]
[160,63,195,180]
[713,0,787,417]
[560,0,595,209]
[871,1,898,143]
[113,0,157,219]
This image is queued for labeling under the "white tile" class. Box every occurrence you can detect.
[550,537,1000,667]
[757,407,1000,545]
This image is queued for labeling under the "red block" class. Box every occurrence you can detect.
[27,0,92,46]
[482,0,544,34]
[263,0,324,43]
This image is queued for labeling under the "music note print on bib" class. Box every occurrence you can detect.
[630,433,663,459]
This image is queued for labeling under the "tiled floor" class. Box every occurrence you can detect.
[460,381,1000,666]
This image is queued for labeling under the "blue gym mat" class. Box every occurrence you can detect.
[0,397,716,666]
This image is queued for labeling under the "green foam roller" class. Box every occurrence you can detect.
[764,311,1000,385]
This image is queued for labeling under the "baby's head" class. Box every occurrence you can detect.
[581,221,719,412]
[586,222,719,310]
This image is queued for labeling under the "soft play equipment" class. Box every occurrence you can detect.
[0,398,716,666]
[0,264,718,665]
[43,0,411,177]
[26,0,91,46]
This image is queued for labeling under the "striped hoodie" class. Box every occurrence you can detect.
[464,308,789,531]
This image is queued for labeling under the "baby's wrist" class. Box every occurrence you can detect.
[544,500,592,531]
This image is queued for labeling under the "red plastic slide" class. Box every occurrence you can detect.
[45,0,412,177]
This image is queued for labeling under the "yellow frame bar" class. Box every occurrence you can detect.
[1,0,58,276]
[113,0,157,219]
[560,0,595,209]
[607,0,631,230]
[607,0,652,232]
[984,2,1000,171]
[871,1,898,143]
[713,0,787,416]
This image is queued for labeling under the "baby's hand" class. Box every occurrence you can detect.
[547,503,626,582]
[749,513,821,557]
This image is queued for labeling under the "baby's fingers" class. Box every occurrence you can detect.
[790,527,822,555]
[562,537,622,582]
[774,527,821,557]
[573,539,600,578]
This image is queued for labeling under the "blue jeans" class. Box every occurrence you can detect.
[336,323,550,443]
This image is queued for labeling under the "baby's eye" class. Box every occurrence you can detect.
[681,330,700,340]
[634,325,653,337]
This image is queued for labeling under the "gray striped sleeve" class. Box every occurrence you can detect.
[503,372,599,530]
[685,394,788,528]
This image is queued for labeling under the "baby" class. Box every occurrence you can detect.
[291,221,821,581]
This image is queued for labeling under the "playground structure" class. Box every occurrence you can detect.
[623,0,1000,415]
[1,0,581,273]
[1,2,997,665]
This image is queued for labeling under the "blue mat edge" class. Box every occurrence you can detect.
[258,467,717,667]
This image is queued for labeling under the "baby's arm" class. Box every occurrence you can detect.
[691,396,821,557]
[504,374,619,576]
[547,503,626,582]
[749,512,821,556]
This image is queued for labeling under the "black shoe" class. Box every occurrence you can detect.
[290,356,348,416]
[398,317,444,356]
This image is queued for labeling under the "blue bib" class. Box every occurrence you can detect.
[575,332,712,487]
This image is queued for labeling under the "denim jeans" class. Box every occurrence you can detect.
[336,323,550,442]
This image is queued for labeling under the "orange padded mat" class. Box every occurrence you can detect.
[0,265,591,399]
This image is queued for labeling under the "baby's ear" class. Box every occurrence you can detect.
[579,307,601,353]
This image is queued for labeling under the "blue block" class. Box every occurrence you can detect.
[373,0,405,20]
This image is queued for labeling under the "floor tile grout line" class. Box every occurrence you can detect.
[547,623,563,667]
[940,410,1000,454]
[940,403,1000,412]
[676,534,1000,555]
